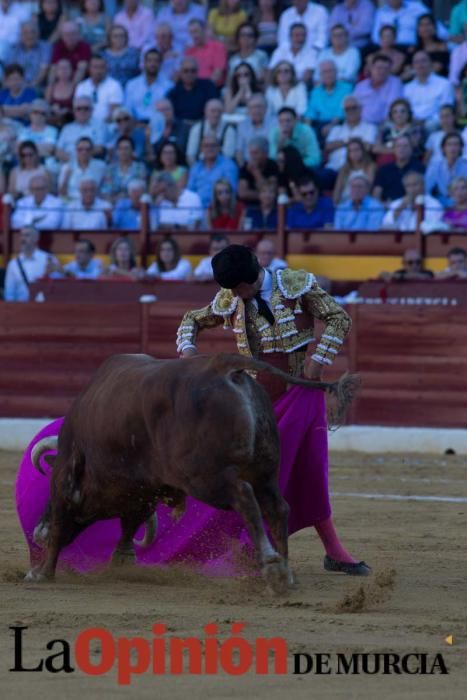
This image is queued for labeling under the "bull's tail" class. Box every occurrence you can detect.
[210,353,360,428]
[31,436,59,475]
[133,513,158,548]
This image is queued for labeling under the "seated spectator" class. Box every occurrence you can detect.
[113,178,155,230]
[276,144,308,197]
[5,20,51,90]
[228,22,268,81]
[450,0,467,43]
[334,174,385,230]
[114,0,155,50]
[4,225,58,302]
[224,61,259,118]
[334,138,377,204]
[9,141,49,199]
[436,247,467,279]
[208,0,247,52]
[245,182,278,230]
[105,235,144,279]
[449,27,467,86]
[353,54,402,125]
[193,232,230,280]
[207,177,244,230]
[0,63,37,124]
[124,49,173,124]
[106,107,146,161]
[255,237,287,272]
[167,56,218,123]
[186,98,236,165]
[373,134,424,204]
[250,0,279,55]
[403,51,454,128]
[372,0,428,48]
[380,248,434,282]
[329,0,375,49]
[75,54,123,124]
[325,96,378,172]
[62,178,111,229]
[141,23,182,85]
[146,235,192,280]
[238,136,279,204]
[151,141,188,191]
[286,175,334,229]
[187,135,238,209]
[382,171,444,232]
[318,24,361,84]
[150,98,190,160]
[44,58,75,128]
[0,1,30,64]
[55,96,106,162]
[11,173,63,230]
[424,105,459,163]
[63,239,104,278]
[235,93,274,166]
[414,14,449,77]
[373,98,424,164]
[51,20,91,87]
[364,24,407,78]
[59,136,106,199]
[270,107,320,169]
[18,100,58,159]
[156,0,205,54]
[0,106,20,172]
[38,0,65,44]
[103,24,140,88]
[305,60,352,143]
[425,132,467,206]
[277,0,327,53]
[152,172,203,230]
[76,0,110,51]
[185,19,227,87]
[265,61,307,118]
[269,23,316,84]
[442,177,467,230]
[102,135,146,201]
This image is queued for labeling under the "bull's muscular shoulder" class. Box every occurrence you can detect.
[211,288,238,316]
[276,268,315,299]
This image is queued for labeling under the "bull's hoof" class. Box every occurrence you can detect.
[263,556,289,596]
[24,568,50,583]
[111,549,136,567]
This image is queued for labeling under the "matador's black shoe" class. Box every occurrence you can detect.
[324,555,371,576]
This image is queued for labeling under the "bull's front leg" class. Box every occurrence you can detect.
[231,478,288,595]
[255,483,295,587]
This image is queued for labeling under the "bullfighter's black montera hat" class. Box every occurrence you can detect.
[211,245,261,288]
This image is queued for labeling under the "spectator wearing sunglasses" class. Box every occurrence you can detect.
[380,248,434,281]
[167,56,218,123]
[286,175,334,229]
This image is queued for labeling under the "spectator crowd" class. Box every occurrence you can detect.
[2,0,467,242]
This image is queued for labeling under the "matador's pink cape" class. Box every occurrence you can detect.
[16,387,331,575]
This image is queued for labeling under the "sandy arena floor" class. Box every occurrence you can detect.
[0,449,466,699]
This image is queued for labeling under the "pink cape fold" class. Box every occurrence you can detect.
[16,387,331,575]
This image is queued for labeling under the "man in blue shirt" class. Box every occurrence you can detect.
[63,240,103,279]
[113,179,158,229]
[187,134,238,208]
[305,60,353,137]
[286,175,334,229]
[334,174,385,230]
[124,49,173,123]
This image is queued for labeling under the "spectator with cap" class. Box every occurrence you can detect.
[4,225,58,302]
[75,54,123,123]
[63,239,103,279]
[442,177,467,230]
[382,171,444,231]
[425,132,467,206]
[5,19,51,90]
[329,0,375,49]
[305,60,352,143]
[403,51,454,128]
[114,0,155,50]
[286,175,334,229]
[235,93,274,166]
[238,136,279,204]
[140,23,182,85]
[103,24,140,87]
[124,49,173,124]
[167,56,218,123]
[436,247,467,278]
[334,174,385,230]
[112,178,157,230]
[0,64,37,123]
[269,23,316,84]
[185,19,227,87]
[187,134,238,209]
[373,134,424,203]
[186,98,236,165]
[62,177,111,229]
[152,172,203,230]
[372,0,428,48]
[156,0,206,54]
[265,61,307,117]
[325,96,378,172]
[269,106,321,169]
[193,232,230,280]
[353,53,402,125]
[51,20,91,87]
[255,238,287,272]
[318,24,361,85]
[11,173,64,230]
[277,0,328,53]
[58,136,106,198]
[228,21,268,81]
[380,248,434,281]
[55,96,107,162]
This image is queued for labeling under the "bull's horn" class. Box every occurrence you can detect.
[133,513,158,548]
[31,436,59,475]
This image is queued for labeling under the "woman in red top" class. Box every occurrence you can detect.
[207,178,244,229]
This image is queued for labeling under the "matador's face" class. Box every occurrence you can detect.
[231,270,263,301]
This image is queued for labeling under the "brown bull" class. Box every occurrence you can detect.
[26,353,357,593]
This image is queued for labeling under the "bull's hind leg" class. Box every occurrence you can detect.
[231,479,288,595]
[112,509,154,566]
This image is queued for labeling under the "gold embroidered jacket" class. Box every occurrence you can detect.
[176,268,351,368]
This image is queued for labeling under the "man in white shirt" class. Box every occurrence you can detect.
[193,233,230,280]
[4,226,57,301]
[154,173,203,229]
[62,179,111,230]
[55,97,107,162]
[325,96,377,171]
[186,99,236,165]
[255,238,288,273]
[75,55,123,123]
[0,0,31,62]
[382,171,444,232]
[277,0,328,51]
[11,174,64,230]
[403,51,455,127]
[372,0,429,47]
[269,22,317,82]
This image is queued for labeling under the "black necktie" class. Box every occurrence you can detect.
[254,292,275,326]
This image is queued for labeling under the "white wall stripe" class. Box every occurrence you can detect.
[331,491,467,503]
